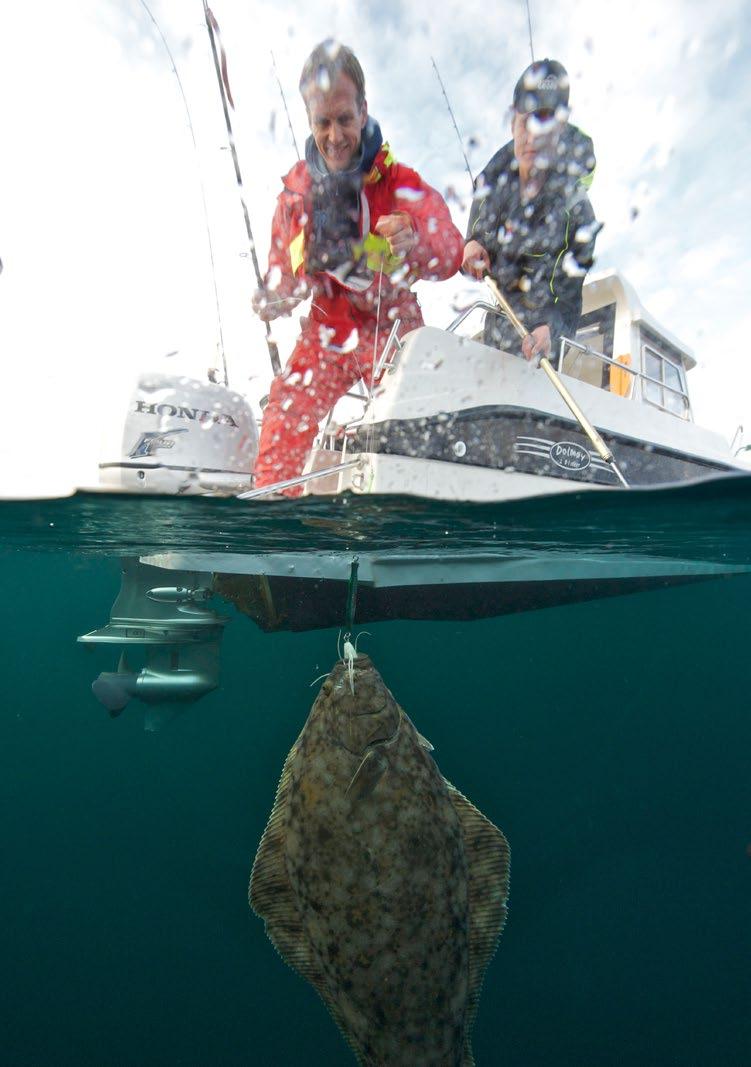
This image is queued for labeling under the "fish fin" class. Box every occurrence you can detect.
[345,748,389,805]
[445,781,510,1067]
[250,726,371,1065]
[402,712,434,752]
[249,741,316,978]
[250,742,365,1063]
[416,730,434,752]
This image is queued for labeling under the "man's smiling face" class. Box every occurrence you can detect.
[305,72,367,172]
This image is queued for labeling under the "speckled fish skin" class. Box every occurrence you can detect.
[250,653,510,1066]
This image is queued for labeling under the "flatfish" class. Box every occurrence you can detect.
[249,653,510,1066]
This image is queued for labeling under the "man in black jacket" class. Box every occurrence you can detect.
[463,59,600,361]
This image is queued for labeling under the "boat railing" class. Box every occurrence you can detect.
[448,297,689,414]
[373,317,403,378]
[447,301,506,335]
[558,336,690,415]
[314,318,405,450]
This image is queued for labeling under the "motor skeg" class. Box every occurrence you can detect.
[99,372,258,494]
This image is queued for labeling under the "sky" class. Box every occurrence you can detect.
[0,0,749,495]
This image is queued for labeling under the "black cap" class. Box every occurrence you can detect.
[513,59,570,114]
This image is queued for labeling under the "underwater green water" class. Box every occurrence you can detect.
[1,484,750,1065]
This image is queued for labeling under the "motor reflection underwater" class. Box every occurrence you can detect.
[78,558,224,730]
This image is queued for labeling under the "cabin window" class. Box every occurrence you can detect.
[641,341,690,418]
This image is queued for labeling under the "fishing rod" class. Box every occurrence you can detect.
[270,50,301,160]
[202,2,282,376]
[430,57,474,188]
[524,0,535,63]
[434,0,536,185]
[137,0,229,386]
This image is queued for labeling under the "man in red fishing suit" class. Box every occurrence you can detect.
[252,40,463,493]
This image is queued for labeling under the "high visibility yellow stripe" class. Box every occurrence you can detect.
[578,169,595,189]
[549,208,571,302]
[365,144,397,184]
[289,230,305,275]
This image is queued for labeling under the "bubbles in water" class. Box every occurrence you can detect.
[527,113,559,138]
[318,323,336,349]
[340,328,359,353]
[395,186,425,203]
[562,252,587,277]
[574,222,599,244]
[266,266,282,292]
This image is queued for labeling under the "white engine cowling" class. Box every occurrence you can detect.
[99,373,258,494]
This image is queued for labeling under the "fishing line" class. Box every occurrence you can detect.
[370,257,385,397]
[357,256,386,460]
[137,0,229,386]
[344,556,360,631]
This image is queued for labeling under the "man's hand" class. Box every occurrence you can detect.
[521,324,551,362]
[251,288,302,323]
[374,212,417,257]
[462,240,490,280]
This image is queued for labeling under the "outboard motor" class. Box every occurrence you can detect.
[78,558,227,729]
[99,373,258,494]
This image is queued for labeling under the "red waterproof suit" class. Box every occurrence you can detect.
[254,144,463,491]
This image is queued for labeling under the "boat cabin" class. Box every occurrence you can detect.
[561,269,694,420]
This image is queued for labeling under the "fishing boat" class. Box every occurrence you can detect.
[80,269,750,716]
[295,268,743,501]
[93,6,743,503]
[98,270,743,501]
[77,4,749,717]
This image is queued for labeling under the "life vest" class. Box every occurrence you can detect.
[283,144,408,284]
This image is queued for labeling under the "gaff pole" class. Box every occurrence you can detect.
[202,3,281,376]
[484,276,629,488]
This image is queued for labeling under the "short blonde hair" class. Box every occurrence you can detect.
[299,39,366,108]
